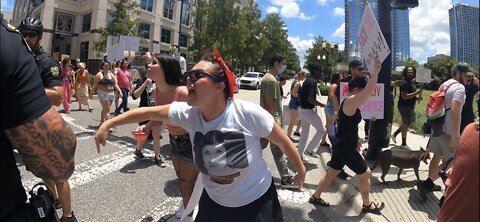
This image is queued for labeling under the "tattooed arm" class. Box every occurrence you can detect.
[4,108,76,182]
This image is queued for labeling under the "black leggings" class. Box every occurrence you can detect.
[329,139,368,175]
[195,180,283,222]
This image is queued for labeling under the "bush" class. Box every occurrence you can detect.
[319,85,329,96]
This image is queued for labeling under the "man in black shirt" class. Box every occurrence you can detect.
[391,67,421,148]
[297,62,327,159]
[1,15,76,222]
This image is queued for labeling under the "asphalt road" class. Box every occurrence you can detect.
[17,85,357,222]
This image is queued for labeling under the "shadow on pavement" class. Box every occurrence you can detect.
[407,188,440,220]
[163,179,181,197]
[119,158,155,174]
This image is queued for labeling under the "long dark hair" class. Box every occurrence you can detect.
[156,54,183,86]
[330,72,341,84]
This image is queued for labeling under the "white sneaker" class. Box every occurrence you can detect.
[181,216,194,222]
[175,201,185,219]
[391,133,397,144]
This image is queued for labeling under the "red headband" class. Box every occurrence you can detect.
[213,49,237,98]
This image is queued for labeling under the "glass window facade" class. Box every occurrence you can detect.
[138,23,151,39]
[179,34,188,47]
[163,0,174,19]
[141,0,154,12]
[82,12,92,33]
[161,28,171,43]
[80,41,89,61]
[449,4,479,69]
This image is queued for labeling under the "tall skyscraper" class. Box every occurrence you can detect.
[345,0,410,69]
[449,3,479,69]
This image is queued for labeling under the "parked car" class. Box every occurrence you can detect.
[239,72,264,90]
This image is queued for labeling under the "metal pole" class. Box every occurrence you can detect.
[366,0,393,160]
[178,0,184,55]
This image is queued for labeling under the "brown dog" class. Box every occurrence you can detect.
[372,147,430,183]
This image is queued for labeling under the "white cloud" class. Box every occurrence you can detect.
[288,36,314,68]
[332,22,345,38]
[333,7,345,16]
[266,6,279,14]
[307,33,314,37]
[316,0,334,6]
[409,0,453,63]
[269,0,315,20]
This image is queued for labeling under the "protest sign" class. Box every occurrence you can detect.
[357,2,391,72]
[120,36,140,52]
[415,66,432,83]
[339,82,384,119]
[106,43,124,63]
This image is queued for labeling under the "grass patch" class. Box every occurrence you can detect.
[393,88,478,134]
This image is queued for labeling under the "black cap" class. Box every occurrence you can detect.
[349,60,363,69]
[454,62,470,73]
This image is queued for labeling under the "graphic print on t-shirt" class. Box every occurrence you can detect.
[193,130,248,184]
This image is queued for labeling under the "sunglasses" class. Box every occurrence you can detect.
[21,31,38,38]
[183,70,223,83]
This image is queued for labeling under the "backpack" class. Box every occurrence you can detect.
[423,81,459,136]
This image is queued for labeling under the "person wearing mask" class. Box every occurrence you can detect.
[460,72,479,133]
[287,72,306,141]
[17,17,63,107]
[95,50,306,222]
[1,15,77,222]
[391,67,422,148]
[309,62,384,214]
[419,62,468,201]
[297,62,327,159]
[260,53,297,189]
[115,59,132,115]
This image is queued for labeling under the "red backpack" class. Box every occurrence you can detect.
[426,81,459,121]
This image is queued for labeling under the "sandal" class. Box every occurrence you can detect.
[309,195,330,207]
[362,202,385,214]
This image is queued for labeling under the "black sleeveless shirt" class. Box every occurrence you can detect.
[336,99,362,141]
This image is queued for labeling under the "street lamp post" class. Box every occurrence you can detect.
[177,0,186,56]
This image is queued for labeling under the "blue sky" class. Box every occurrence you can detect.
[2,0,478,66]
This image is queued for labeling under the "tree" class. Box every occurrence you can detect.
[424,57,456,82]
[403,58,419,68]
[304,35,342,81]
[93,0,140,55]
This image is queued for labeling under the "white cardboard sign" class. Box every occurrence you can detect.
[106,43,124,63]
[339,82,384,119]
[357,2,391,72]
[119,36,140,52]
[415,66,432,83]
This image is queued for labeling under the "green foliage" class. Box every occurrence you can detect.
[424,57,456,82]
[191,1,299,73]
[403,58,419,68]
[93,0,140,54]
[304,36,344,82]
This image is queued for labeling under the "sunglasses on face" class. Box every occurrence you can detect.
[183,70,223,83]
[21,31,38,38]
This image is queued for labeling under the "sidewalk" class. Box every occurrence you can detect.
[295,95,443,222]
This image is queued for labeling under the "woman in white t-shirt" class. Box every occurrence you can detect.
[95,51,306,222]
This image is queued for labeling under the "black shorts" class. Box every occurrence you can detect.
[169,134,193,162]
[195,180,283,222]
[329,138,367,175]
[398,106,416,125]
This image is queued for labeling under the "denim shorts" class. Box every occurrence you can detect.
[288,97,300,109]
[97,89,115,102]
[324,101,335,118]
[169,134,193,162]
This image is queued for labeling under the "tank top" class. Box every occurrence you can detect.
[99,72,115,86]
[336,99,362,140]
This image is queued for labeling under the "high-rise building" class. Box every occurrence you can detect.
[12,0,193,62]
[449,3,479,69]
[345,0,410,70]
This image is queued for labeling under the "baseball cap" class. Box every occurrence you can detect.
[466,72,474,77]
[349,60,363,69]
[454,62,470,73]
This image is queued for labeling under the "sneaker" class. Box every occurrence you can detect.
[294,132,301,136]
[280,176,298,189]
[391,133,397,144]
[304,151,320,158]
[154,155,166,168]
[54,199,62,209]
[134,150,145,160]
[60,211,78,222]
[175,202,185,219]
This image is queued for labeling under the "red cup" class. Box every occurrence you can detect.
[132,131,148,141]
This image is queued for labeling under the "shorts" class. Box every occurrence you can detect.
[427,133,456,161]
[97,89,115,102]
[195,180,283,222]
[329,138,368,175]
[288,97,300,110]
[169,134,193,162]
[398,106,416,124]
[324,101,335,118]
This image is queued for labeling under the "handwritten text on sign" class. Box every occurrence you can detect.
[339,83,384,119]
[357,2,390,72]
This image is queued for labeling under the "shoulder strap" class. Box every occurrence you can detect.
[441,81,459,93]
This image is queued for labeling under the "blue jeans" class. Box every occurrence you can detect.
[116,88,129,113]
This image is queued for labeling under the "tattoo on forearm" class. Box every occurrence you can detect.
[5,108,76,181]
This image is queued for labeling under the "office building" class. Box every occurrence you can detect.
[12,0,193,62]
[449,3,479,69]
[345,0,410,69]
